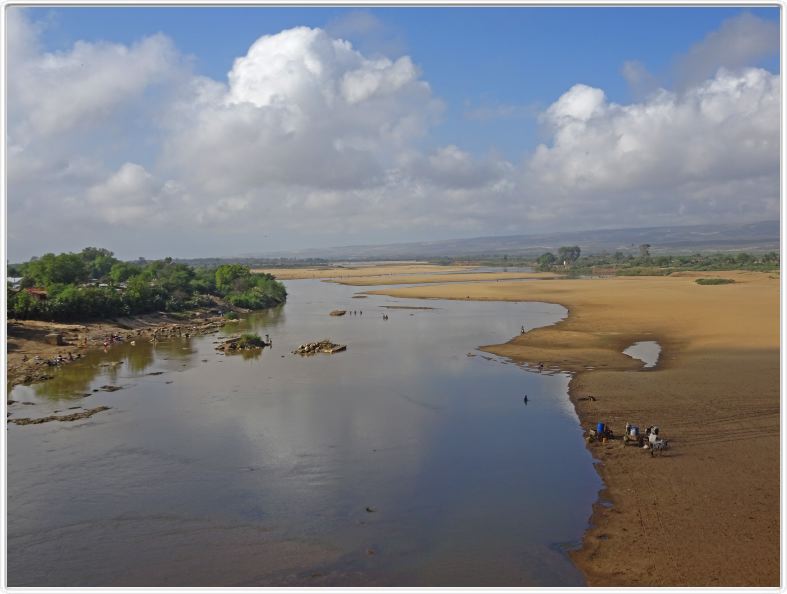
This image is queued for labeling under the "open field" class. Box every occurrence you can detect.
[364,270,779,586]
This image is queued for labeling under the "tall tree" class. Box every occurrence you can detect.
[557,245,581,264]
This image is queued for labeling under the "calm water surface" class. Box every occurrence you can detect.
[623,340,662,368]
[7,280,601,586]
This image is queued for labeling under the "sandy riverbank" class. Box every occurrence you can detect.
[330,271,561,285]
[365,270,779,586]
[252,264,473,279]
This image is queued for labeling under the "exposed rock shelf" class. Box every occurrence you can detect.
[293,340,347,355]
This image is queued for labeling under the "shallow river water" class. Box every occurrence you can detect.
[7,279,601,586]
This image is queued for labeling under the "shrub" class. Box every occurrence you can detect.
[695,278,736,285]
[237,333,265,348]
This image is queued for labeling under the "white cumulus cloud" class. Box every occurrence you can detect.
[527,67,780,226]
[161,26,441,196]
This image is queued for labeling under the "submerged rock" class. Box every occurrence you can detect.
[8,406,111,426]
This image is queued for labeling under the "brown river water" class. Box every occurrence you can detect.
[7,279,601,586]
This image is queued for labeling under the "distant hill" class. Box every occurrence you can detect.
[255,220,779,260]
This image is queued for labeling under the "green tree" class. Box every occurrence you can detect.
[109,262,140,284]
[557,246,581,264]
[215,264,251,294]
[536,252,557,271]
[26,252,88,286]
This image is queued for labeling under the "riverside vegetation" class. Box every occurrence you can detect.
[430,247,778,276]
[534,246,779,275]
[7,248,287,322]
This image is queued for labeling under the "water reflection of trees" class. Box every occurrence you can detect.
[224,306,286,337]
[27,316,270,401]
[32,361,99,400]
[125,341,156,373]
[154,338,195,360]
[33,341,157,400]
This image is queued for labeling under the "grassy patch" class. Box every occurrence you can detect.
[616,267,674,277]
[695,278,736,285]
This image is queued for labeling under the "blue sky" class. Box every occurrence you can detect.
[8,6,782,259]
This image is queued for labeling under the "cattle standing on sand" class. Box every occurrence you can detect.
[650,439,670,456]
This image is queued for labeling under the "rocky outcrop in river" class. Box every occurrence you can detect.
[293,340,347,355]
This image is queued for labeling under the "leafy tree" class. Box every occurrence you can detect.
[80,247,116,279]
[215,264,251,294]
[25,252,88,286]
[536,252,557,271]
[109,262,140,284]
[557,246,581,264]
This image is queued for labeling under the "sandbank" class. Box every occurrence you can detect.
[252,264,473,280]
[330,271,561,285]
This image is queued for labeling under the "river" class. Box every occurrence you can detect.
[7,279,601,586]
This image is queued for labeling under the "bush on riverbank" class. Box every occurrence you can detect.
[7,248,287,322]
[237,333,266,348]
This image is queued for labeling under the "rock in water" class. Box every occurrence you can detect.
[293,339,347,355]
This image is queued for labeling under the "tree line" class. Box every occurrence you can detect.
[535,244,779,274]
[7,248,287,322]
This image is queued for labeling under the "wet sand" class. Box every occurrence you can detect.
[363,270,779,586]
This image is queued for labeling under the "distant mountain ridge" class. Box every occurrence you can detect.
[254,220,780,260]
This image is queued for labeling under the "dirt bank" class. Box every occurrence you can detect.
[6,308,238,392]
[367,270,779,586]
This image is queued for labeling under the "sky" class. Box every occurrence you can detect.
[5,6,781,261]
